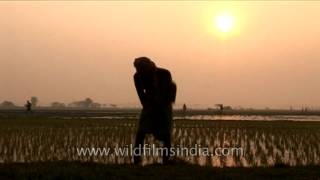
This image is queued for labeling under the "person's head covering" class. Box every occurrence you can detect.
[134,57,156,70]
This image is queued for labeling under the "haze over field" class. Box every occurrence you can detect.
[1,1,320,108]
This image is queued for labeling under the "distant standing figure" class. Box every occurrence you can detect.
[183,103,187,113]
[25,100,32,113]
[133,57,177,165]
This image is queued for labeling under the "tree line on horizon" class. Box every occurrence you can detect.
[0,97,117,109]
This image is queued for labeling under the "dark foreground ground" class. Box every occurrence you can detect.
[0,162,319,180]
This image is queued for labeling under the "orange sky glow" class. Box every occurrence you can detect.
[1,1,320,109]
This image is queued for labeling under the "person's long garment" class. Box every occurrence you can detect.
[137,106,173,141]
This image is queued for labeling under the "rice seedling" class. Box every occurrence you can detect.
[0,116,319,167]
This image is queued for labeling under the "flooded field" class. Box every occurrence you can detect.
[82,115,320,122]
[0,110,320,167]
[179,115,320,121]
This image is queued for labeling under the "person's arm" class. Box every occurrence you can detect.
[161,70,176,104]
[134,73,146,107]
[170,81,177,103]
[166,71,176,103]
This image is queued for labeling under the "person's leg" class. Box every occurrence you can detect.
[162,133,171,164]
[133,130,146,165]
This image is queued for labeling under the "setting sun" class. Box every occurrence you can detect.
[2,2,320,178]
[215,12,235,33]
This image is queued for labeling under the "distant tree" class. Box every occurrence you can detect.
[92,103,101,109]
[67,102,75,108]
[110,104,117,108]
[31,97,38,107]
[84,98,93,108]
[51,102,66,109]
[224,106,232,110]
[0,101,16,108]
[68,98,99,109]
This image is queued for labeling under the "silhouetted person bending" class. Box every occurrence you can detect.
[133,57,177,165]
[25,100,32,113]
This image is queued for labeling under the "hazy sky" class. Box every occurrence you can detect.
[1,1,320,108]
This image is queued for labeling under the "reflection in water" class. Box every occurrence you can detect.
[176,115,320,121]
[84,115,320,122]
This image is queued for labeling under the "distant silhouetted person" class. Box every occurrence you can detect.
[183,103,187,113]
[216,104,224,111]
[25,100,32,113]
[133,57,177,165]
